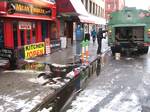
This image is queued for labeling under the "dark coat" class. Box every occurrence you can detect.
[97,29,107,41]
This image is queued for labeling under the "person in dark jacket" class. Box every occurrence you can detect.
[97,28,107,54]
[91,29,97,44]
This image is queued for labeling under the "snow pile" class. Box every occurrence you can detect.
[0,91,43,112]
[4,69,43,74]
[37,107,53,112]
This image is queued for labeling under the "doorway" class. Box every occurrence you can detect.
[66,21,73,46]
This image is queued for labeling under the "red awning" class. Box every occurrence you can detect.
[57,0,88,16]
[57,0,106,24]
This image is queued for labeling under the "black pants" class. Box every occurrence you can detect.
[92,36,96,43]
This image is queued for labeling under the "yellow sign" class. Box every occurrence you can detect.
[10,2,52,16]
[16,3,46,15]
[24,42,45,59]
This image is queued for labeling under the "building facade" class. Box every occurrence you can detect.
[56,0,106,48]
[81,0,105,19]
[105,0,125,21]
[0,0,59,59]
[81,0,106,30]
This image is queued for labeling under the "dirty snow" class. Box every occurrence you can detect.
[4,70,43,74]
[99,92,141,112]
[66,87,142,112]
[0,89,56,112]
[66,89,110,112]
[0,91,43,112]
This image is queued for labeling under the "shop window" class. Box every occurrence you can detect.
[90,1,92,13]
[0,20,4,48]
[27,30,30,44]
[50,22,57,40]
[32,22,36,43]
[41,21,48,41]
[20,30,24,46]
[13,21,18,48]
[93,3,95,14]
[85,0,88,11]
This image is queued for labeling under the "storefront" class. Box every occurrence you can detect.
[56,0,106,47]
[0,0,59,59]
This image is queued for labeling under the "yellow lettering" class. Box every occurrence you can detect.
[15,3,31,13]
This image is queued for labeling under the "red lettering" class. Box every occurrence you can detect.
[37,50,40,56]
[33,50,36,57]
[26,49,45,59]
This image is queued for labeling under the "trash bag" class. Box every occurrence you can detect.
[48,63,78,78]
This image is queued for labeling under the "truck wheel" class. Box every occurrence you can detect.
[143,46,149,54]
[138,47,149,54]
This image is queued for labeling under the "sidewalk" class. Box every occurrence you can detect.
[0,39,110,112]
[25,39,109,65]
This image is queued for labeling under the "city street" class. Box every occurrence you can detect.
[66,52,150,112]
[0,38,109,112]
[0,0,150,112]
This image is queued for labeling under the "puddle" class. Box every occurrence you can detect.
[21,62,45,71]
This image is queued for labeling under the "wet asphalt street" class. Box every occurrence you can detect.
[66,52,150,112]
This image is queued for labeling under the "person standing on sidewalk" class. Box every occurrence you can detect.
[75,24,84,56]
[91,29,97,44]
[97,28,107,54]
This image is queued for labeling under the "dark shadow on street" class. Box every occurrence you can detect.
[96,56,101,76]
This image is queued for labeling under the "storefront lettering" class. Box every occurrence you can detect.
[11,2,52,16]
[19,22,31,30]
[32,7,45,15]
[24,42,45,59]
[26,49,44,58]
[25,43,44,51]
[16,3,31,13]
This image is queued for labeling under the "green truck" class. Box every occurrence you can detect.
[108,7,150,55]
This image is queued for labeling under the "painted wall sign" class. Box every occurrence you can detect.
[19,21,31,29]
[24,42,45,59]
[8,2,52,16]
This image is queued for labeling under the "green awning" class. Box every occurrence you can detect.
[112,24,146,27]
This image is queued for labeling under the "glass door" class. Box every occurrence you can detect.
[20,30,25,46]
[19,21,33,46]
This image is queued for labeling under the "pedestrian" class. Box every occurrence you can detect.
[97,28,107,54]
[91,29,97,44]
[75,24,84,56]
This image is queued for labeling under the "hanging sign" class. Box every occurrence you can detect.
[19,22,31,30]
[45,38,51,54]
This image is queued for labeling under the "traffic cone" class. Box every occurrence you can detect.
[81,40,86,63]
